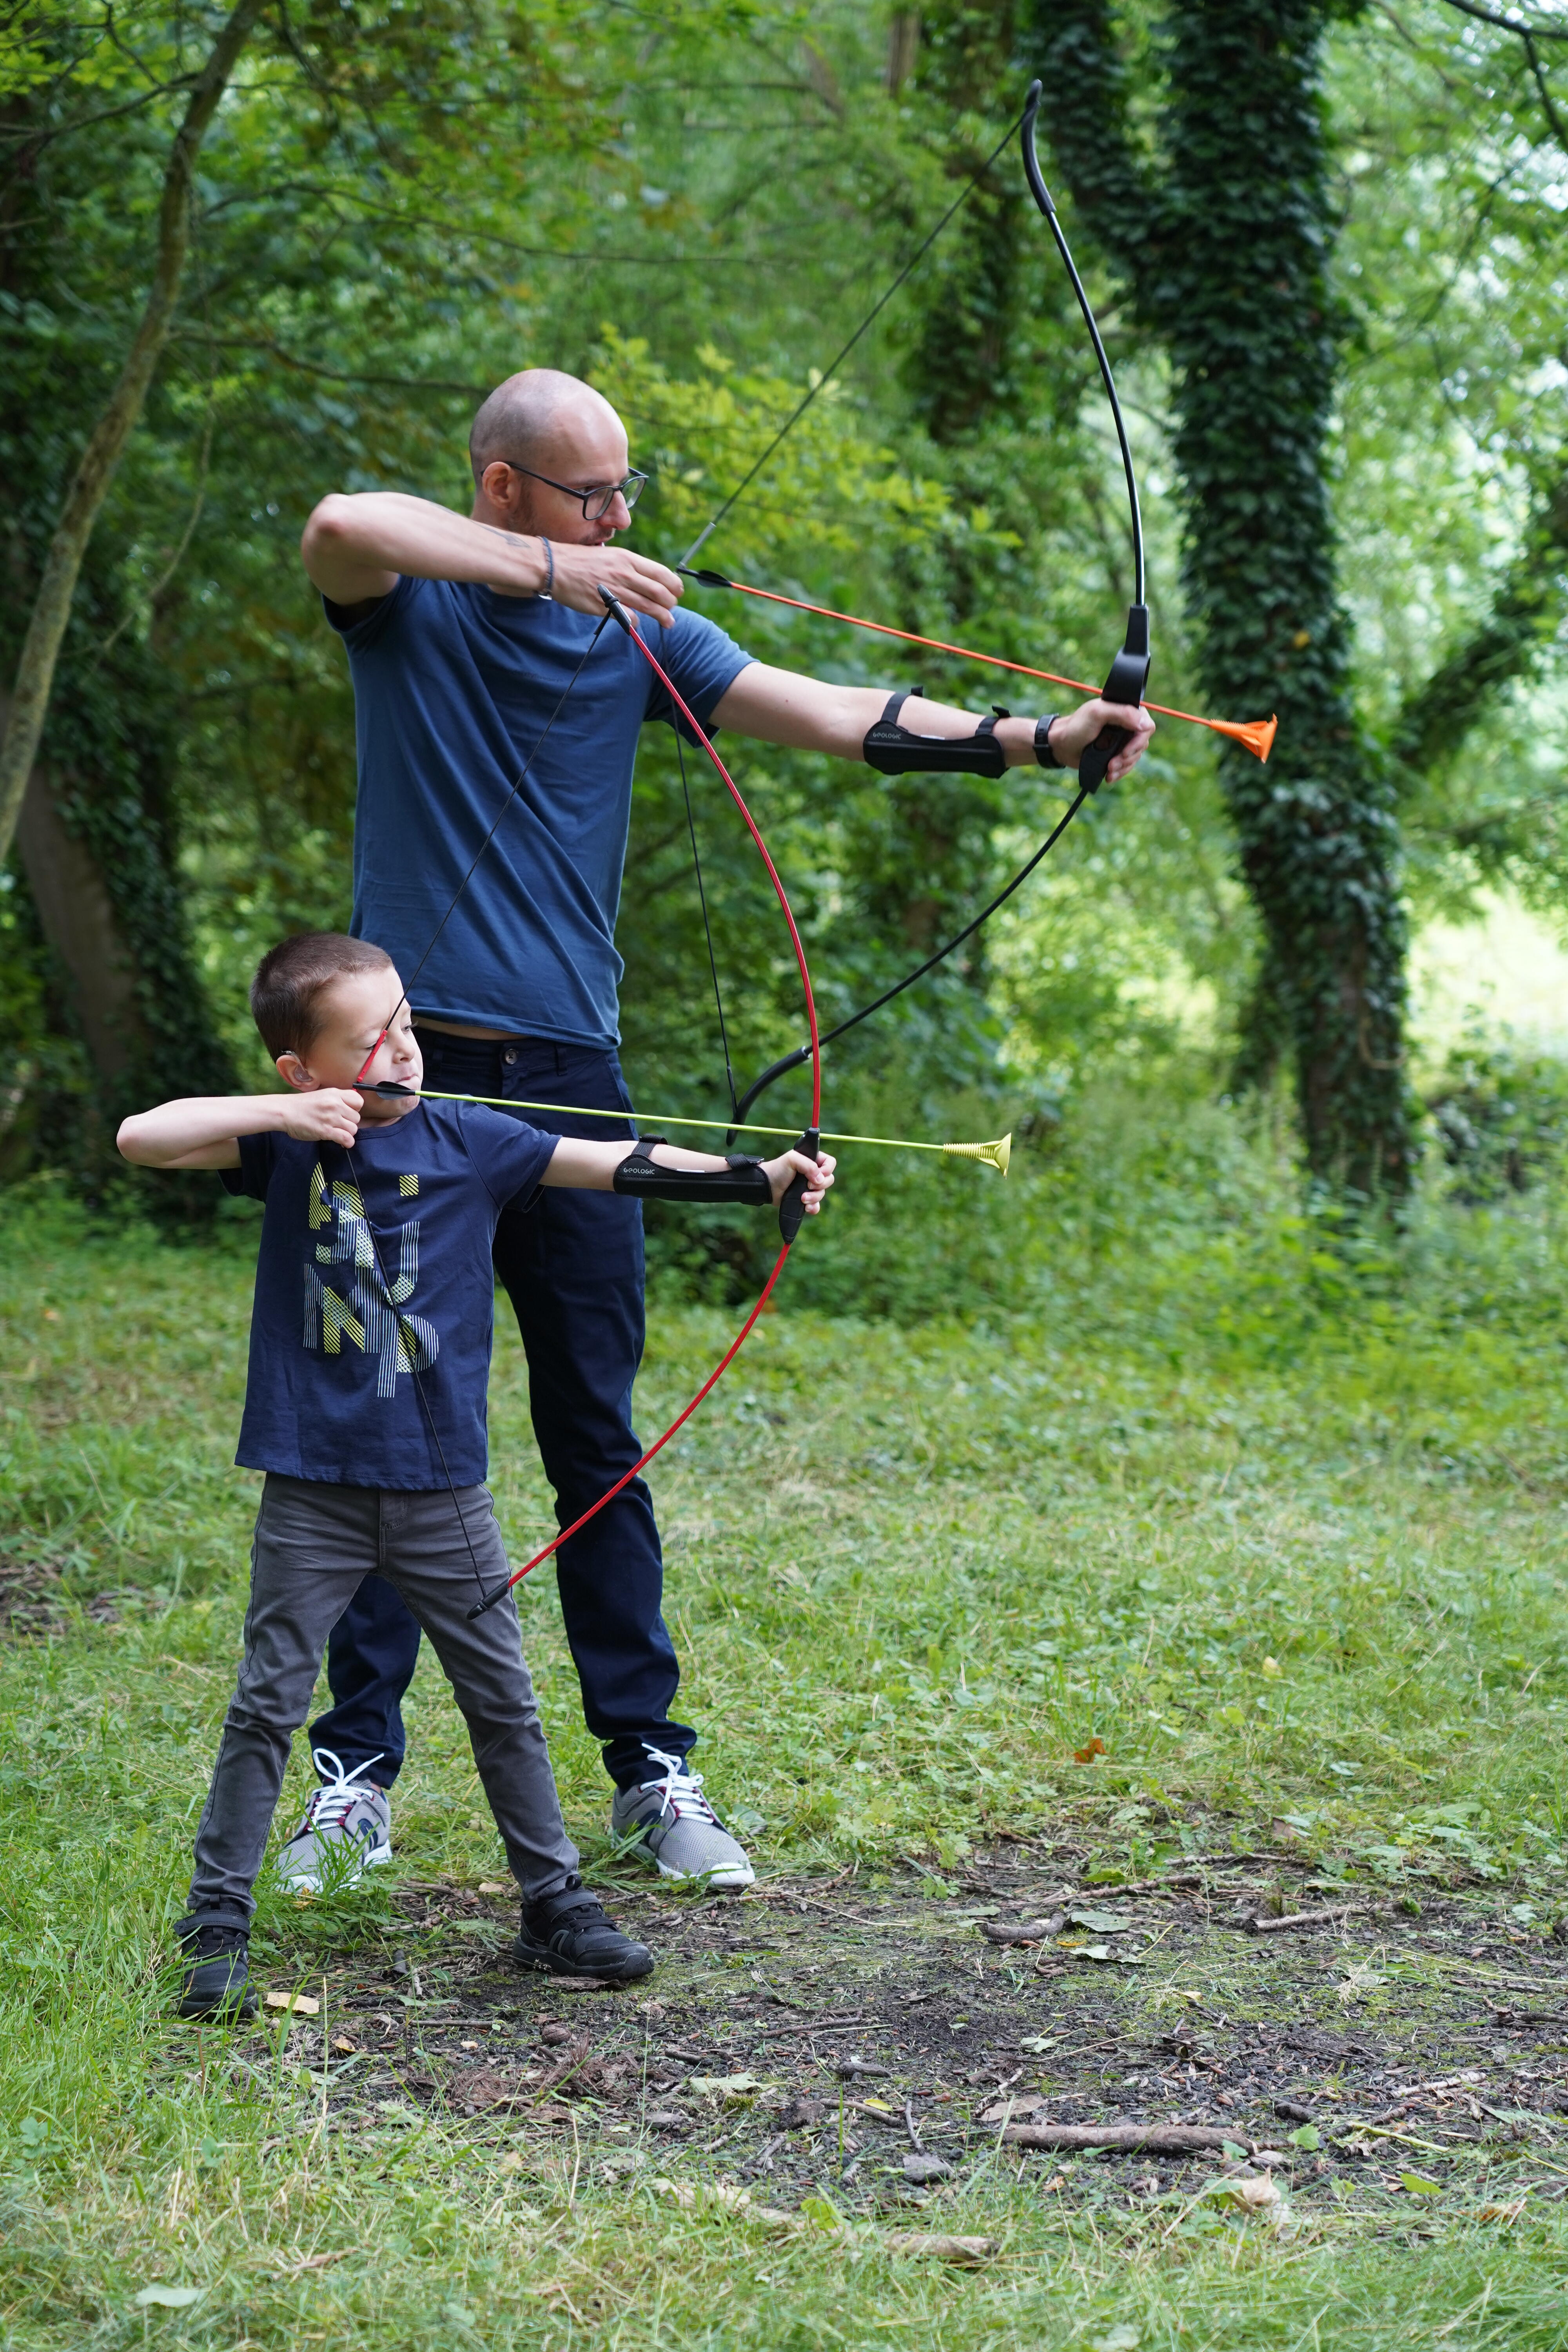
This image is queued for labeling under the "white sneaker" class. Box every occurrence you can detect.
[276,1749,392,1892]
[609,1747,755,1889]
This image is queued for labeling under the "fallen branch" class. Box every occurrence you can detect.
[982,1915,1065,1945]
[1003,2123,1256,2154]
[1247,1904,1365,1934]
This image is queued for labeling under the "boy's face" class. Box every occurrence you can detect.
[277,966,422,1123]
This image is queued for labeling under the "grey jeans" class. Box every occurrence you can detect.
[187,1475,579,1918]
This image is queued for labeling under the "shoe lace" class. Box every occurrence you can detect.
[191,1922,247,1958]
[299,1747,385,1839]
[638,1745,722,1829]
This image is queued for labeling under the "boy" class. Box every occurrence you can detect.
[118,931,833,2018]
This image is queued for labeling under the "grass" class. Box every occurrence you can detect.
[5,1107,1568,2348]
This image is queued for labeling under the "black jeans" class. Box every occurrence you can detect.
[308,1031,695,1792]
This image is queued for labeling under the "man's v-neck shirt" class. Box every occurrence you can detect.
[328,575,752,1044]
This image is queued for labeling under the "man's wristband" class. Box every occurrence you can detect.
[1034,714,1063,770]
[537,537,554,599]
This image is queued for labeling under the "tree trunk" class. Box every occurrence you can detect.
[1029,0,1414,1196]
[14,758,148,1082]
[0,0,263,864]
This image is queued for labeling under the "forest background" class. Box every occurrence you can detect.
[4,0,1567,1303]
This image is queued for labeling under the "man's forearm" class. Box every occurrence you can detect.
[710,662,1040,767]
[301,492,547,606]
[711,660,1155,780]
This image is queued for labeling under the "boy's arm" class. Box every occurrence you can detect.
[543,1135,835,1211]
[117,1090,364,1171]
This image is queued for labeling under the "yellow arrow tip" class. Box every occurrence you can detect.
[941,1133,1011,1174]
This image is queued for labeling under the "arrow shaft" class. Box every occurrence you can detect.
[411,1088,956,1155]
[689,573,1235,739]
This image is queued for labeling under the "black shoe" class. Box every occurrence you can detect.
[515,1878,654,1982]
[175,1910,258,2020]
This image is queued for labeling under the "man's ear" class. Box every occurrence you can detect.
[477,459,529,528]
[276,1052,317,1093]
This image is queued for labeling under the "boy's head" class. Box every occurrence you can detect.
[251,933,420,1114]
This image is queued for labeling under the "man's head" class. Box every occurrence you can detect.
[468,368,637,546]
[251,933,420,1118]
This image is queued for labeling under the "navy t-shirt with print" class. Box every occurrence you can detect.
[222,1101,557,1488]
[328,577,753,1044]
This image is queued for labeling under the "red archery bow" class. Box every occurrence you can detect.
[465,588,822,1615]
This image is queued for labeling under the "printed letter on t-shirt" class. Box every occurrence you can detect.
[302,1161,440,1399]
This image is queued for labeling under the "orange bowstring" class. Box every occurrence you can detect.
[686,572,1277,763]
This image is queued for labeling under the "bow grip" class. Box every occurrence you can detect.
[779,1128,820,1243]
[1079,604,1150,793]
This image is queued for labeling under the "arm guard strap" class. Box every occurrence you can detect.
[863,691,1007,778]
[612,1134,773,1205]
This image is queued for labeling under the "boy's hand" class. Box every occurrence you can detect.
[279,1088,364,1146]
[762,1147,836,1214]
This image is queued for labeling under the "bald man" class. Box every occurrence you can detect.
[288,368,1152,1895]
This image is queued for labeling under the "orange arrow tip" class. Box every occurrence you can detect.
[1208,713,1278,763]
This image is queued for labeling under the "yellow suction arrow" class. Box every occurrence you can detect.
[402,1089,1011,1173]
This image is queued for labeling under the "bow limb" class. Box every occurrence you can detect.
[1020,80,1150,788]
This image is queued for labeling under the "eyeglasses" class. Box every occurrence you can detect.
[504,463,648,523]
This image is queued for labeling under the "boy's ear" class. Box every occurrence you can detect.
[276,1052,317,1093]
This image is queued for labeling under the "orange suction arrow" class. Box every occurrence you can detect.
[681,569,1278,762]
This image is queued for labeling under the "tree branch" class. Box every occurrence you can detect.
[0,0,265,864]
[1436,0,1568,42]
[1394,469,1568,781]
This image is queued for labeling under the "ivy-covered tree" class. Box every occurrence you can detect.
[1025,0,1413,1195]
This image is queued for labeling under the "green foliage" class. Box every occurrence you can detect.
[4,0,1568,1227]
[1425,1027,1568,1204]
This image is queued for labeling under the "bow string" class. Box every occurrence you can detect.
[466,586,822,1617]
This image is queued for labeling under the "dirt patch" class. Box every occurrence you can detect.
[225,1849,1568,2220]
[0,1546,118,1636]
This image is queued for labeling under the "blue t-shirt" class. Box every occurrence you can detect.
[221,1102,557,1488]
[329,575,753,1043]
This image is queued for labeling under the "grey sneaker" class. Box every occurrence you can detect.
[276,1749,391,1892]
[609,1747,755,1889]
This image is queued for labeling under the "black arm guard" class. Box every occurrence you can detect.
[612,1134,772,1205]
[863,691,1008,779]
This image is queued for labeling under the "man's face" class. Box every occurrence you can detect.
[278,968,422,1121]
[477,399,635,543]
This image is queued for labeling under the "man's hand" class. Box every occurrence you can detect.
[544,540,683,630]
[1043,699,1154,783]
[279,1088,364,1147]
[761,1147,837,1214]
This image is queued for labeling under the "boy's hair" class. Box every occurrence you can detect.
[250,933,395,1060]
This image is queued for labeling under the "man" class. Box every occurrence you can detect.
[292,367,1152,1892]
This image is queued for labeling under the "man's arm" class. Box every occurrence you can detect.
[117,1091,365,1171]
[299,492,684,628]
[710,661,1154,782]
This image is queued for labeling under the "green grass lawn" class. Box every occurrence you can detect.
[4,1136,1568,2349]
